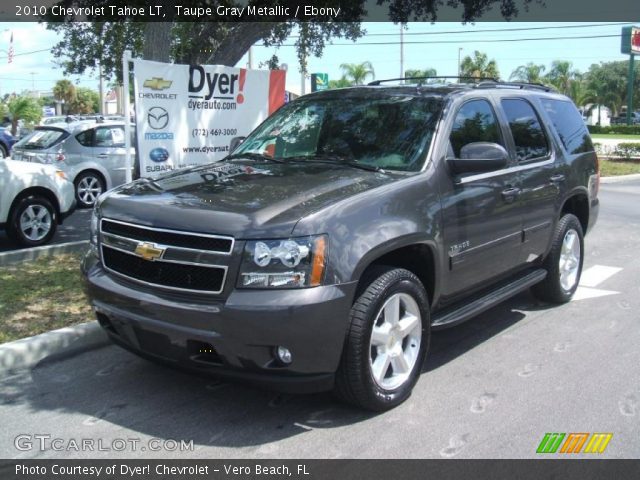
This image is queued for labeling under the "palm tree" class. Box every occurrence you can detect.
[460,51,500,81]
[53,79,77,114]
[328,76,353,89]
[510,63,546,83]
[545,61,580,96]
[339,61,375,85]
[7,96,42,136]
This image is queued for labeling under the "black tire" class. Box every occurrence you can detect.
[0,143,8,159]
[531,213,584,304]
[335,267,430,411]
[75,171,105,208]
[7,195,57,247]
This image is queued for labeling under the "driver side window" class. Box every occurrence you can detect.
[449,100,503,158]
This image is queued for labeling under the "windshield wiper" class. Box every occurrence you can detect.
[225,152,286,163]
[285,154,384,173]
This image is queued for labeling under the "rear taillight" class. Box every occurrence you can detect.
[595,154,600,196]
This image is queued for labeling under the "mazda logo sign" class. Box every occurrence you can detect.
[148,106,169,130]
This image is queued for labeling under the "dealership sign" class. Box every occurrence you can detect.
[133,59,286,177]
[621,26,640,54]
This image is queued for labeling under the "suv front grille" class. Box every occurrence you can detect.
[101,219,233,253]
[99,219,232,294]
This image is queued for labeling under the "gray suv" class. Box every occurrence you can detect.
[11,121,135,208]
[82,79,599,411]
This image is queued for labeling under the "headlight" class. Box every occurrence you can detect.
[89,207,99,247]
[238,235,327,288]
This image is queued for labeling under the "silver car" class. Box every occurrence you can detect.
[11,121,136,207]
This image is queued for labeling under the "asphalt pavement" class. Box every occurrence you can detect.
[0,180,638,459]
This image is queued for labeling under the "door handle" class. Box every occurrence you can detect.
[501,187,521,202]
[550,174,565,183]
[97,153,108,159]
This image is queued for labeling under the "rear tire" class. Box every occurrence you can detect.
[8,195,57,247]
[335,267,430,411]
[0,144,8,159]
[531,213,584,303]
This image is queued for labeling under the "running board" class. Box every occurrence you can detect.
[431,269,547,330]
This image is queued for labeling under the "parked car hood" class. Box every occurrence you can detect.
[99,160,403,238]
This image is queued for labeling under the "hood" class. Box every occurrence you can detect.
[99,160,402,238]
[2,158,59,176]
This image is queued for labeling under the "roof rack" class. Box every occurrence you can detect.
[367,76,555,92]
[474,81,555,92]
[367,76,498,86]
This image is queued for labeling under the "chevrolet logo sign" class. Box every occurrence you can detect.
[134,242,165,261]
[143,77,172,90]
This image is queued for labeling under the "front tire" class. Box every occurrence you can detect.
[75,171,104,208]
[8,195,57,247]
[335,267,430,411]
[532,213,584,303]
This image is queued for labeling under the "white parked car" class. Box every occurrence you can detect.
[0,158,76,247]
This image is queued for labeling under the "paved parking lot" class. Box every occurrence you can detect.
[0,180,638,459]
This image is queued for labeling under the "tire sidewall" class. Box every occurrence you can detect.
[549,214,584,302]
[9,196,57,247]
[356,271,430,409]
[75,172,104,208]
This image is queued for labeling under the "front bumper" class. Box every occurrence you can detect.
[82,254,357,393]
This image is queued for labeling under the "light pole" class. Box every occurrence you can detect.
[458,48,463,80]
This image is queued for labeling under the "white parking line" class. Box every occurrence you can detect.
[579,265,623,288]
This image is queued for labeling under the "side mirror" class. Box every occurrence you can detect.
[229,136,246,153]
[447,142,508,174]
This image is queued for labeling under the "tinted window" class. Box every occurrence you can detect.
[449,100,502,158]
[540,98,594,155]
[501,99,549,162]
[76,129,94,147]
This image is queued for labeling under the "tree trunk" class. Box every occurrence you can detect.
[143,22,172,62]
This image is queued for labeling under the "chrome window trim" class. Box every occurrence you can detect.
[457,158,554,184]
[100,244,228,295]
[100,218,235,255]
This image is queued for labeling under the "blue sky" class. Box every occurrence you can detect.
[0,21,636,98]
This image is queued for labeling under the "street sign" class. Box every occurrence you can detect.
[621,26,640,55]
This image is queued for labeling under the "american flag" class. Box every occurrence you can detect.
[8,32,14,64]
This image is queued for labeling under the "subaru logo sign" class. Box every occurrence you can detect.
[149,147,170,163]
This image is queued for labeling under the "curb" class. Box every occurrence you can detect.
[600,173,640,184]
[0,321,109,377]
[0,240,89,267]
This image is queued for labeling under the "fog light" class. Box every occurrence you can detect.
[276,346,292,365]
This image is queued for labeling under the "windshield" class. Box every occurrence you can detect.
[233,94,443,171]
[15,128,68,150]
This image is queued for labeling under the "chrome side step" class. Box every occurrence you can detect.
[431,269,547,330]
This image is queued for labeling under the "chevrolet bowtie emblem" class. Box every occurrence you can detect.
[134,242,165,261]
[143,77,172,90]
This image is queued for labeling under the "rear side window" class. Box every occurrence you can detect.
[17,129,67,149]
[501,99,549,162]
[540,98,594,155]
[76,129,94,147]
[449,99,503,158]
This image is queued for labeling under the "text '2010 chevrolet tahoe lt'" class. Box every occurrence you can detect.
[82,79,599,411]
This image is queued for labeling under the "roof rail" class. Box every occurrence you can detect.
[474,81,555,92]
[367,76,499,86]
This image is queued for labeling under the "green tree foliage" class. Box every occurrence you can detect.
[70,88,100,114]
[43,0,541,82]
[460,51,500,80]
[404,68,438,83]
[545,60,580,96]
[339,61,375,85]
[7,96,42,136]
[53,79,77,114]
[328,77,353,89]
[510,63,546,83]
